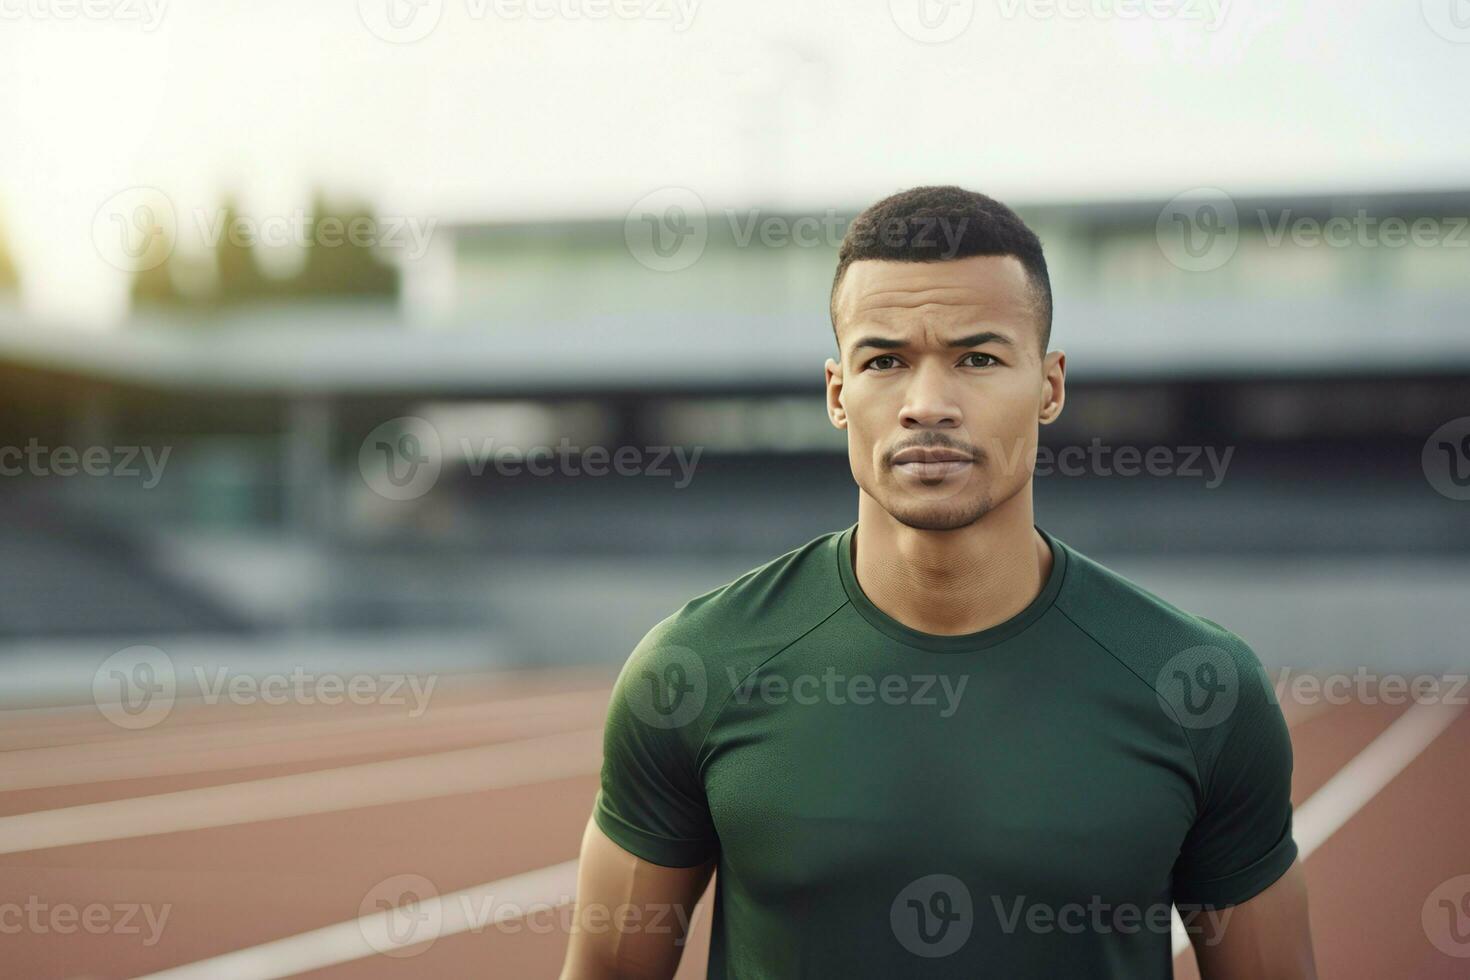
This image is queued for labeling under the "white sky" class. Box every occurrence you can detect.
[1,0,1467,322]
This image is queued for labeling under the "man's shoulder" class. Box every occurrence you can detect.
[644,527,849,654]
[618,528,852,703]
[1052,538,1267,696]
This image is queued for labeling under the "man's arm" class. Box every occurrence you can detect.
[1189,858,1317,980]
[560,817,714,980]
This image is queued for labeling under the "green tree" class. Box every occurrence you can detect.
[130,226,184,307]
[289,192,398,300]
[0,216,18,292]
[130,192,400,315]
[215,197,271,305]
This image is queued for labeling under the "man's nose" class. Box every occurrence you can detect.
[899,365,963,429]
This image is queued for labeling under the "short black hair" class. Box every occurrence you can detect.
[829,185,1052,351]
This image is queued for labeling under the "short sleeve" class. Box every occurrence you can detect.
[1171,650,1298,909]
[593,625,718,868]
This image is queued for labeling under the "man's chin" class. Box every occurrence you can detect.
[880,494,994,532]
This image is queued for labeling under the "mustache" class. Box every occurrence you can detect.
[883,434,988,467]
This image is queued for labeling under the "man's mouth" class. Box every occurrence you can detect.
[890,447,975,480]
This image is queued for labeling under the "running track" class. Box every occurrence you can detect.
[2,668,1467,978]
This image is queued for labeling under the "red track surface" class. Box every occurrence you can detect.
[2,669,1465,978]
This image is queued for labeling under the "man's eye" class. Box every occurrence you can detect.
[866,355,900,371]
[961,352,999,368]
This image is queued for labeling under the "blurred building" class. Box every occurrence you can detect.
[1,190,1466,670]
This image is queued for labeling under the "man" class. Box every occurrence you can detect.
[561,186,1316,978]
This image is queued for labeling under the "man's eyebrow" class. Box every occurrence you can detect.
[948,331,1014,348]
[850,335,905,351]
[849,331,1014,352]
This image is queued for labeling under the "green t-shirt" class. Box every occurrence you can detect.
[595,524,1296,978]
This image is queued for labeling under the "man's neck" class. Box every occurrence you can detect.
[851,488,1052,637]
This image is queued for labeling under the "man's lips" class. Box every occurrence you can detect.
[890,447,976,480]
[890,448,974,465]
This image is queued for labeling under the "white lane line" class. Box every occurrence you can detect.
[0,688,611,791]
[0,670,615,750]
[1290,699,1464,857]
[59,699,1468,976]
[0,728,602,856]
[1172,698,1466,956]
[137,860,582,980]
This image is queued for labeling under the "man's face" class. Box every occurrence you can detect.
[826,255,1065,531]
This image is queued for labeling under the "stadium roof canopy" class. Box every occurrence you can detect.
[3,189,1469,399]
[1,293,1467,401]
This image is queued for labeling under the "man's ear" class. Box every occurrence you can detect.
[1039,350,1066,426]
[825,357,847,430]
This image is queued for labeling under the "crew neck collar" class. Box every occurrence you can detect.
[834,522,1068,653]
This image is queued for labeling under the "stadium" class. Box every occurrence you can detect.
[1,5,1469,978]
